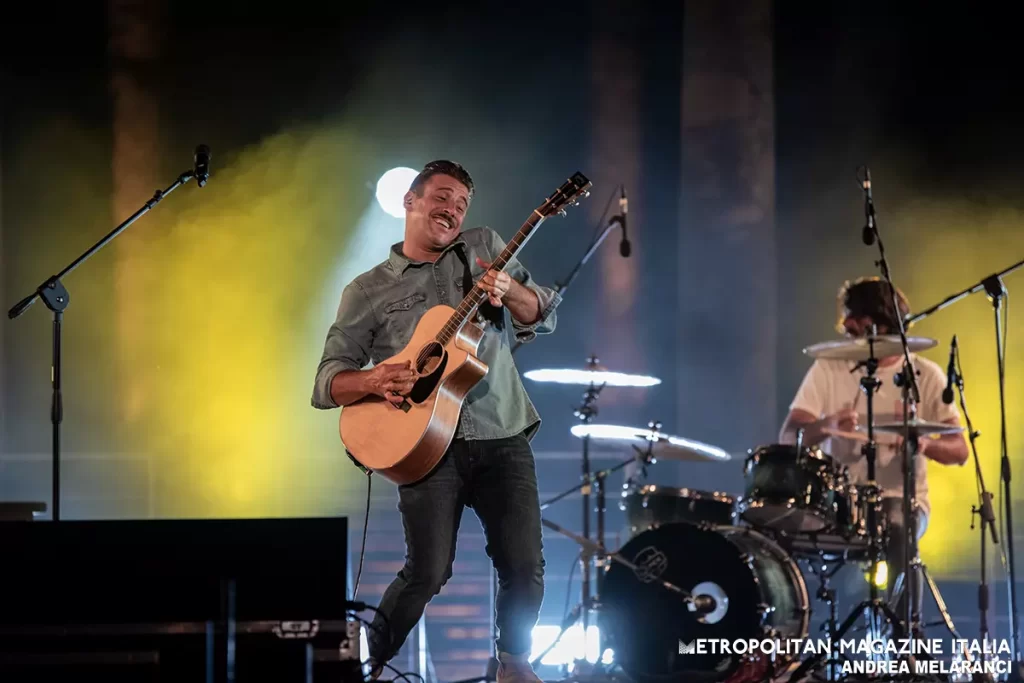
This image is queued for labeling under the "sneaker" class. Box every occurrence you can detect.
[496,652,542,683]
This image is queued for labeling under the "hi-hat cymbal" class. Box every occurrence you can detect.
[523,368,661,387]
[803,335,937,360]
[570,424,732,462]
[822,420,964,440]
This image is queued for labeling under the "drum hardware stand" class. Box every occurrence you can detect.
[906,258,1023,675]
[801,555,846,682]
[787,338,905,683]
[532,440,657,674]
[574,357,605,663]
[534,511,713,664]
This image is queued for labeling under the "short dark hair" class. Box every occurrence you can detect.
[835,276,911,333]
[409,160,474,199]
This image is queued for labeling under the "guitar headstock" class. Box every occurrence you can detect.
[539,172,592,218]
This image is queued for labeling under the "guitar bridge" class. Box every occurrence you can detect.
[399,398,411,413]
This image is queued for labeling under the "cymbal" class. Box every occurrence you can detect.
[871,420,965,436]
[523,368,661,387]
[822,421,964,439]
[803,335,937,360]
[569,424,732,462]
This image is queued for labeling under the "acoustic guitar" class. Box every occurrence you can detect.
[339,172,591,485]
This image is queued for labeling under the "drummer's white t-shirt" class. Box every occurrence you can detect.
[789,353,959,518]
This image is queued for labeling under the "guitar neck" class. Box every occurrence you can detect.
[436,211,546,345]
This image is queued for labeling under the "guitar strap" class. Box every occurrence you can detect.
[453,243,504,331]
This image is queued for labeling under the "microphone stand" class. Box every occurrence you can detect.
[905,258,1022,672]
[6,163,206,521]
[860,167,923,639]
[509,214,624,356]
[955,342,999,665]
[451,213,620,683]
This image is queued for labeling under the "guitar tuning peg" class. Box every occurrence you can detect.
[558,209,567,217]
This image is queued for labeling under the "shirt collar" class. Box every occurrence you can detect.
[388,236,467,275]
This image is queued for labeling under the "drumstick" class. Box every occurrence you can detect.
[821,426,868,442]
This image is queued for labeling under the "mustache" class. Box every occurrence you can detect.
[431,211,456,223]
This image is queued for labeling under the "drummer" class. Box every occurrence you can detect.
[778,277,968,618]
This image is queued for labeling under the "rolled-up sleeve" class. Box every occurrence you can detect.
[483,227,561,344]
[311,281,376,409]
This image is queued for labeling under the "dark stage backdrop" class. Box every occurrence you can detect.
[2,0,1023,678]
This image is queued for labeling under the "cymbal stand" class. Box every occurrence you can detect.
[893,363,924,638]
[789,335,905,683]
[800,555,846,682]
[532,444,656,671]
[574,356,605,660]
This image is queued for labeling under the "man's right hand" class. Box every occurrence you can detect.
[365,361,417,405]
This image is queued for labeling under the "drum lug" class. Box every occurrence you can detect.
[740,553,755,568]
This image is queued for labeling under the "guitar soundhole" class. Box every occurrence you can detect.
[408,342,447,404]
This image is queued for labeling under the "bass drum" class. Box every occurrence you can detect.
[599,522,809,683]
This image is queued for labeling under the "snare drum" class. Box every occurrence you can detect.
[737,443,846,533]
[621,485,736,534]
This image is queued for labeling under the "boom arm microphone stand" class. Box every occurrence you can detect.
[906,258,1022,671]
[789,169,920,683]
[452,201,627,683]
[954,337,1000,665]
[6,145,211,521]
[860,166,925,637]
[510,211,626,356]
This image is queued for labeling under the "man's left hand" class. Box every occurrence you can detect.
[476,257,512,306]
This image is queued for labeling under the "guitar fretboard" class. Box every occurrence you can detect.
[436,211,544,345]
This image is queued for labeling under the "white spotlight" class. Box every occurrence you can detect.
[375,167,419,218]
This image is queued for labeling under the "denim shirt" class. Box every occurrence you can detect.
[311,226,561,441]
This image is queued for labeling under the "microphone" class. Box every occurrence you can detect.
[193,144,211,187]
[942,334,957,404]
[618,186,631,257]
[862,167,875,246]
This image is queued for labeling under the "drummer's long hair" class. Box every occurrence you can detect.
[835,277,911,334]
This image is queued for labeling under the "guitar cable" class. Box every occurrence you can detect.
[353,470,372,601]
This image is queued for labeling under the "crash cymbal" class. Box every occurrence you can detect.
[803,335,937,360]
[870,419,965,436]
[569,424,731,462]
[523,368,661,387]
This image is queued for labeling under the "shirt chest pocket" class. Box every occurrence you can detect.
[378,292,429,355]
[384,292,428,315]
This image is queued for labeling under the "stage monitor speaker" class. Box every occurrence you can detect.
[0,516,359,682]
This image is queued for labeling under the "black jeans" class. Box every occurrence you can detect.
[367,433,546,663]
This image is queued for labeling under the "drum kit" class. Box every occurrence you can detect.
[520,338,971,683]
[501,173,1022,683]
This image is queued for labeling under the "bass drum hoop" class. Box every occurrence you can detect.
[599,522,810,683]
